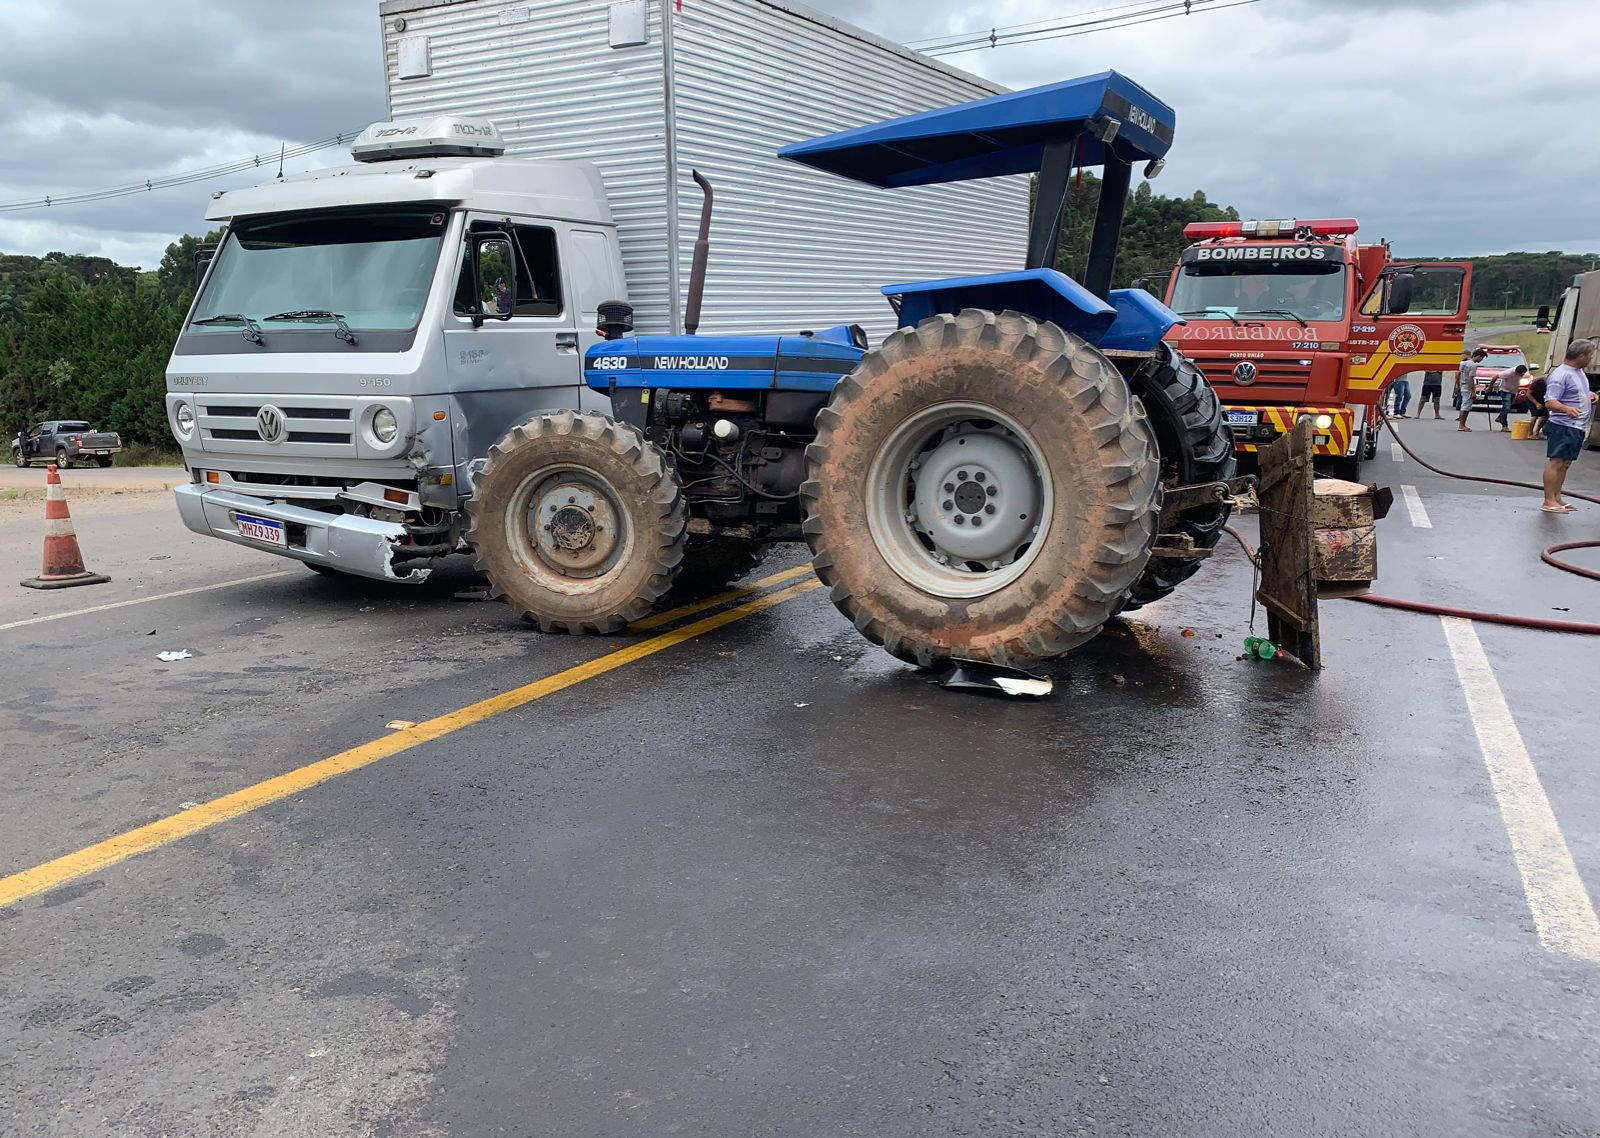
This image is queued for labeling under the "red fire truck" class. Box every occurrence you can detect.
[1161,218,1472,478]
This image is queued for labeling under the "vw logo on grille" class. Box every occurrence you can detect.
[256,405,286,444]
[1232,361,1258,385]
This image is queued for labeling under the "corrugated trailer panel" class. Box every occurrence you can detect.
[382,0,677,333]
[671,0,1029,339]
[380,0,1028,337]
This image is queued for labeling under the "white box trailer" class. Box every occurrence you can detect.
[378,0,1030,340]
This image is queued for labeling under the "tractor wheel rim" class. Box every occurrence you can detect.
[866,401,1053,600]
[509,465,630,583]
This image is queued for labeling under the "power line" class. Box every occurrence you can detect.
[0,129,367,214]
[906,0,1165,50]
[912,0,1265,56]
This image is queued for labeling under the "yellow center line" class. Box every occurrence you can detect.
[632,563,812,630]
[0,577,824,909]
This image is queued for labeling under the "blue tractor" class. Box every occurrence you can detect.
[467,71,1236,667]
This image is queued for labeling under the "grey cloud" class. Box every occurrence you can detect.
[0,0,1593,267]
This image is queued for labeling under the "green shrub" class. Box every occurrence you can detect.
[113,442,184,468]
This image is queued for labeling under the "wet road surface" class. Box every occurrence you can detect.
[2,428,1598,1136]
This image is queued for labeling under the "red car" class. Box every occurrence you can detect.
[1469,344,1536,410]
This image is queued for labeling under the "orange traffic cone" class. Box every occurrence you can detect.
[20,466,110,590]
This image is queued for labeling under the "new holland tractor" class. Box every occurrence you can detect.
[468,71,1236,668]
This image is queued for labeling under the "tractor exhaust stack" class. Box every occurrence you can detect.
[684,170,714,335]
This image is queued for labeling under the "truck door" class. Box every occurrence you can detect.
[444,219,584,464]
[1355,262,1472,391]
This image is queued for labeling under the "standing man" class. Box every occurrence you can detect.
[1416,370,1444,419]
[1389,374,1413,417]
[1541,339,1597,513]
[1456,348,1486,432]
[1496,364,1528,431]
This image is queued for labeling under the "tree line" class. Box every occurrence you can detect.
[1,187,1594,442]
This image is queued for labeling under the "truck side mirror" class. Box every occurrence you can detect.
[1384,272,1415,316]
[470,233,518,327]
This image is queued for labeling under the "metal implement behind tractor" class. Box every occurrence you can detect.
[468,71,1241,667]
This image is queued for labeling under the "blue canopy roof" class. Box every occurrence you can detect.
[778,70,1174,189]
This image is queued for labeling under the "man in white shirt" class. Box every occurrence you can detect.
[1541,339,1597,513]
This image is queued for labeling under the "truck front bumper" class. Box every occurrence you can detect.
[1226,405,1354,457]
[174,484,431,583]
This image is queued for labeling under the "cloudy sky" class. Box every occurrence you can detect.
[0,0,1593,270]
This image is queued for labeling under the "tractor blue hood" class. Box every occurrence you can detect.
[778,70,1175,188]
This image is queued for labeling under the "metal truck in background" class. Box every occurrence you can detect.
[1545,269,1600,449]
[1157,218,1473,479]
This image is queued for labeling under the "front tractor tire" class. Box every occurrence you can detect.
[802,308,1161,670]
[467,410,687,634]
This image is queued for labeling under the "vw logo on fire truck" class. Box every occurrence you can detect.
[1388,324,1426,357]
[1232,361,1258,385]
[256,405,286,444]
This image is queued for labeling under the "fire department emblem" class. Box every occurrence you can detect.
[1232,361,1258,385]
[1389,324,1426,358]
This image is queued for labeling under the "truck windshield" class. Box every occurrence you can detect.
[1170,263,1348,323]
[190,207,447,334]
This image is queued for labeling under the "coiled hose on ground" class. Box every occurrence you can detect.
[1222,407,1600,635]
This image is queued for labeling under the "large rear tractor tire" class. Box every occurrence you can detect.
[801,308,1161,669]
[674,537,772,594]
[466,410,686,634]
[1118,342,1236,611]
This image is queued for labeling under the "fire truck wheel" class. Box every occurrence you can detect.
[673,537,772,594]
[802,308,1160,669]
[467,410,686,634]
[1117,343,1235,613]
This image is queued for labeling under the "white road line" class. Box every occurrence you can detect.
[1390,442,1404,463]
[1400,484,1432,528]
[0,571,291,633]
[1442,617,1600,962]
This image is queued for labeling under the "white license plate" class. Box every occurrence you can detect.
[234,513,286,548]
[1226,410,1260,425]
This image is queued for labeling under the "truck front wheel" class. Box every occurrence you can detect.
[802,308,1160,669]
[11,448,23,468]
[467,410,687,634]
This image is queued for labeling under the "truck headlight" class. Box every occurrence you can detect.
[1313,413,1334,430]
[372,406,399,444]
[174,401,195,437]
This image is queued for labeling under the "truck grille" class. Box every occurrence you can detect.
[1190,357,1313,387]
[197,397,361,458]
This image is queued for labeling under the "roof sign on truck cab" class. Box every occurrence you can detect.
[351,117,506,162]
[1182,245,1338,263]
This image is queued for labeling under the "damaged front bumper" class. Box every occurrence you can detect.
[174,484,432,583]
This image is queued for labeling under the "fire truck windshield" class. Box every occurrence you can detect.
[1170,262,1348,323]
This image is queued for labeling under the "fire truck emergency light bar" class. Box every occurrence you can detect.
[1183,218,1359,240]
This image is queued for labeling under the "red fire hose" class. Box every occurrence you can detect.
[1223,407,1600,635]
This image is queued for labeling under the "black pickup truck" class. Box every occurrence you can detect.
[12,421,123,469]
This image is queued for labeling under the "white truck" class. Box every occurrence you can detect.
[166,0,1027,583]
[1544,269,1600,449]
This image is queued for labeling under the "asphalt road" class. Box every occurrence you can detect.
[2,429,1599,1136]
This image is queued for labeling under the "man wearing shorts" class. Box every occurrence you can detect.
[1541,339,1597,513]
[1417,370,1443,418]
[1528,372,1549,439]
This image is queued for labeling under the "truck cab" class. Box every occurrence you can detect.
[167,117,625,580]
[1161,218,1472,478]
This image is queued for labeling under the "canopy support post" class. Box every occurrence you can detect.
[1082,151,1132,300]
[1024,139,1076,272]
